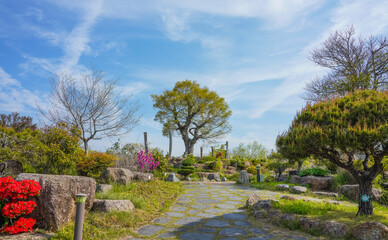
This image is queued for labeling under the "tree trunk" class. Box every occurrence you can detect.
[357,179,374,215]
[83,139,89,154]
[297,161,303,172]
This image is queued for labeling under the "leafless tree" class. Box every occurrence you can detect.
[40,70,140,154]
[302,26,388,102]
[0,112,37,132]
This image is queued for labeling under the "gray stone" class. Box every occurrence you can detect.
[221,177,227,181]
[99,167,134,185]
[253,210,267,219]
[291,186,307,194]
[153,217,172,224]
[0,232,53,240]
[250,228,267,235]
[15,173,96,231]
[238,170,249,184]
[322,220,347,238]
[96,184,113,193]
[234,220,251,227]
[137,225,165,236]
[247,236,275,240]
[216,204,235,209]
[178,197,191,202]
[165,173,180,182]
[246,193,261,207]
[188,209,200,214]
[174,217,202,226]
[166,212,185,217]
[276,184,290,190]
[219,228,247,236]
[298,217,321,231]
[340,185,382,201]
[195,228,217,233]
[196,199,221,204]
[132,171,154,181]
[171,206,187,212]
[204,208,225,214]
[179,232,214,240]
[157,232,177,238]
[222,213,247,220]
[351,221,388,240]
[290,175,334,190]
[229,196,243,201]
[267,209,281,219]
[92,199,135,212]
[253,200,272,211]
[279,214,298,228]
[312,191,338,198]
[191,204,211,209]
[204,219,230,227]
[196,213,217,218]
[224,201,241,205]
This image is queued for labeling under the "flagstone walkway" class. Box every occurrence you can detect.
[128,183,328,240]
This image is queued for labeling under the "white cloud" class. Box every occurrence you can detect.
[118,82,151,96]
[0,67,46,113]
[23,0,103,75]
[0,67,20,87]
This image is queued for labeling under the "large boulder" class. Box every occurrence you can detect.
[0,160,23,177]
[322,221,347,238]
[340,185,382,201]
[238,170,249,184]
[246,193,261,207]
[197,172,221,181]
[276,184,290,190]
[253,200,271,211]
[99,167,134,185]
[165,173,180,182]
[15,173,96,231]
[92,199,135,212]
[291,186,307,194]
[132,171,154,181]
[351,221,388,240]
[290,175,333,190]
[96,184,113,193]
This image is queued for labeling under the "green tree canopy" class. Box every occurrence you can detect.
[278,90,388,215]
[231,141,268,162]
[152,80,232,155]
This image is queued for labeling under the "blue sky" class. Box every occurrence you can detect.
[1,0,388,156]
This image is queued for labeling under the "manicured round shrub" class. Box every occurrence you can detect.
[177,166,195,177]
[182,154,196,166]
[247,166,257,175]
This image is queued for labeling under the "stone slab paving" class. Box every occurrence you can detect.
[131,183,328,240]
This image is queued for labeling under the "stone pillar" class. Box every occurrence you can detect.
[225,141,229,159]
[144,132,148,152]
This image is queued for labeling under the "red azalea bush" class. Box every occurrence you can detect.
[0,176,40,235]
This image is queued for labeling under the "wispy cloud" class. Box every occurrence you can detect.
[0,67,46,113]
[22,0,103,75]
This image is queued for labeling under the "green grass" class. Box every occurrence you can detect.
[52,180,184,240]
[272,199,388,227]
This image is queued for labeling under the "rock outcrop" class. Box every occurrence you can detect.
[16,173,96,231]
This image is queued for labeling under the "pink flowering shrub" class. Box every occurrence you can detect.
[137,150,159,172]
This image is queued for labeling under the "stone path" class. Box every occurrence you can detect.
[129,183,328,240]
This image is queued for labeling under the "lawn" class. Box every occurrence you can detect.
[272,198,388,227]
[52,180,184,240]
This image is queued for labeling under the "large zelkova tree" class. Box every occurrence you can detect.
[152,80,232,155]
[302,26,388,102]
[277,90,387,215]
[41,70,140,154]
